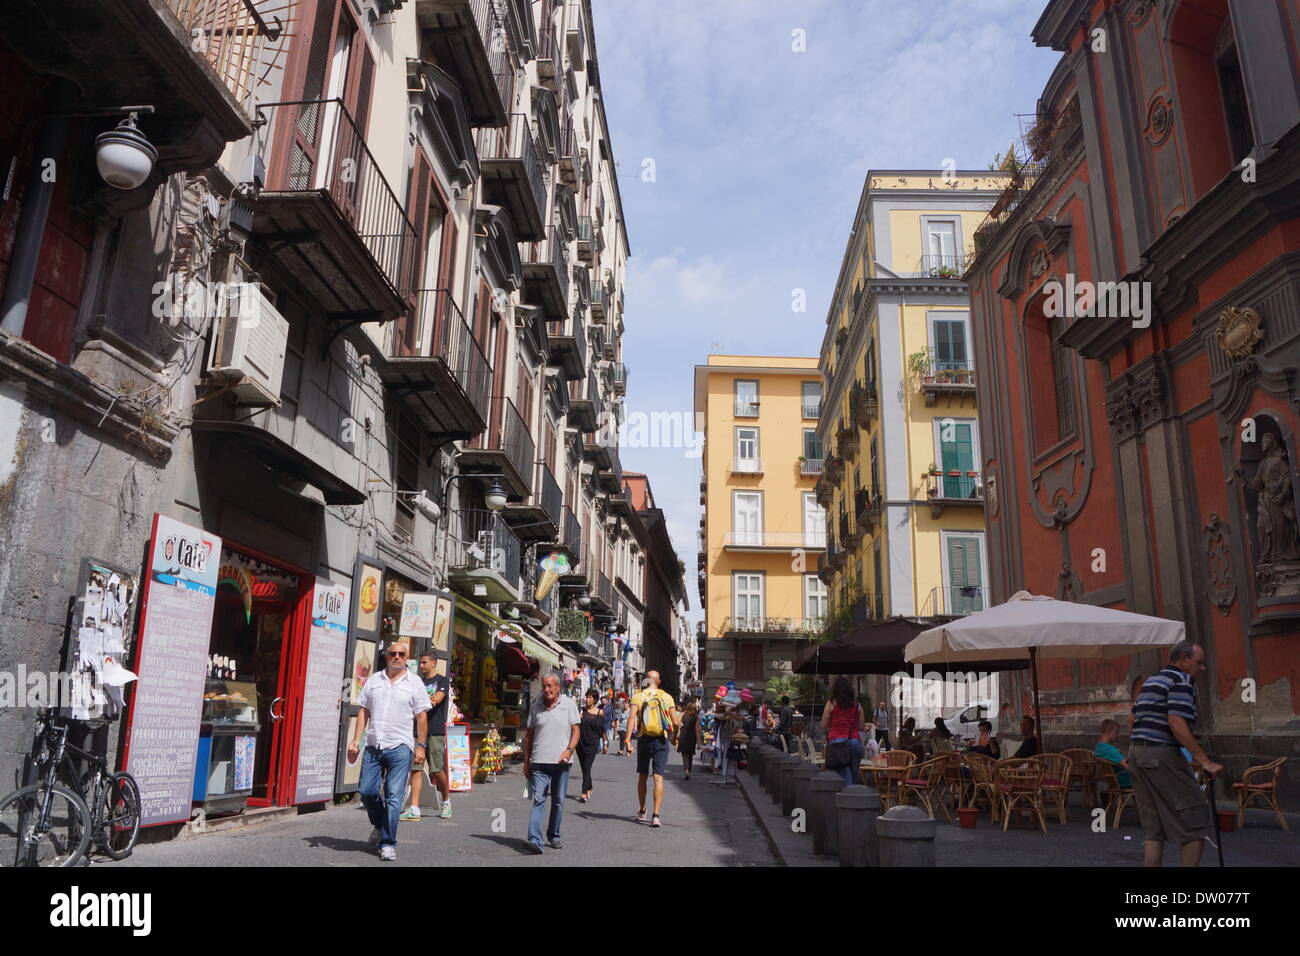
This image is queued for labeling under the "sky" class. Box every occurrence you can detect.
[589,0,1062,627]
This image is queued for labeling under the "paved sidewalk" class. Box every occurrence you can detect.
[119,748,776,867]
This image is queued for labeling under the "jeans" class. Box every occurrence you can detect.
[528,763,571,847]
[829,737,864,788]
[359,744,414,848]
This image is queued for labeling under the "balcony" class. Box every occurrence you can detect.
[799,457,823,477]
[610,362,627,396]
[851,378,879,427]
[722,531,826,551]
[595,449,623,494]
[734,398,760,418]
[379,289,491,441]
[914,252,974,279]
[536,15,558,85]
[447,509,523,603]
[461,396,536,498]
[590,571,614,613]
[523,226,571,320]
[720,617,823,640]
[920,362,977,408]
[853,487,883,538]
[567,371,601,432]
[802,397,822,420]
[416,0,510,127]
[478,113,548,241]
[576,216,595,260]
[558,123,578,182]
[558,505,583,564]
[825,456,846,483]
[836,419,859,458]
[564,1,587,70]
[923,472,984,518]
[251,99,417,320]
[729,457,763,476]
[814,475,834,506]
[589,283,608,322]
[923,584,988,617]
[504,461,562,542]
[546,314,587,381]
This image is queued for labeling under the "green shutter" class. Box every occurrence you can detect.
[947,537,984,613]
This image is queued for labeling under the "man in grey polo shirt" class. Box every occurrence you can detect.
[523,673,580,853]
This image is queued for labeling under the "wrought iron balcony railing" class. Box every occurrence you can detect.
[722,616,824,637]
[449,508,523,590]
[723,531,826,550]
[166,0,281,109]
[922,584,988,617]
[478,112,548,228]
[390,289,493,422]
[799,458,824,476]
[915,252,973,278]
[802,398,822,419]
[470,395,536,490]
[730,457,762,475]
[924,471,983,501]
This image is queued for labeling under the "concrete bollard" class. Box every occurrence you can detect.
[773,755,799,806]
[765,753,790,799]
[792,763,820,827]
[836,785,882,867]
[811,771,847,856]
[876,805,937,867]
[751,743,769,777]
[755,745,772,787]
[781,757,807,816]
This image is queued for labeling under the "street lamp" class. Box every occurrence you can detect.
[484,480,509,512]
[95,112,158,190]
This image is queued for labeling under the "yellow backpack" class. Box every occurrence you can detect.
[639,691,670,737]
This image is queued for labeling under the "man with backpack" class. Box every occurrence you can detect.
[625,671,677,827]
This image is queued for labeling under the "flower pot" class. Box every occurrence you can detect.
[958,807,979,829]
[1216,809,1236,833]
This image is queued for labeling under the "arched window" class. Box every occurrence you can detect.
[1024,288,1075,453]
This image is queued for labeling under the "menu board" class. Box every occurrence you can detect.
[447,723,472,792]
[399,592,438,639]
[295,578,352,804]
[125,514,221,827]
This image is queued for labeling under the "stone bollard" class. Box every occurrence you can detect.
[792,763,820,828]
[773,755,798,806]
[750,743,768,777]
[765,753,788,798]
[836,785,882,867]
[811,771,847,856]
[876,805,937,867]
[780,757,806,816]
[755,745,772,787]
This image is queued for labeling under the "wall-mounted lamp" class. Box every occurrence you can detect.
[484,480,509,512]
[95,110,157,190]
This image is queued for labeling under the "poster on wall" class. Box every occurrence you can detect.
[356,563,382,633]
[67,558,140,721]
[295,578,352,804]
[432,595,453,653]
[447,723,472,792]
[125,514,221,827]
[350,639,377,703]
[399,592,438,640]
[342,715,363,787]
[233,735,256,791]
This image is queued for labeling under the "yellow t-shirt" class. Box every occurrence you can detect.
[630,689,676,737]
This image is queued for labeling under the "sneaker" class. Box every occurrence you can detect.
[367,827,381,845]
[379,845,397,861]
[529,842,545,855]
[399,807,420,822]
[650,814,662,828]
[637,808,647,823]
[439,801,452,819]
[549,837,562,849]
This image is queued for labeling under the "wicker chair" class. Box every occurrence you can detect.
[1038,754,1073,824]
[870,749,916,809]
[941,750,968,810]
[1061,748,1097,807]
[898,756,954,822]
[1233,757,1289,831]
[995,757,1047,833]
[963,752,1000,822]
[1095,758,1137,829]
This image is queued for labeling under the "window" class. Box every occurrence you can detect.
[802,429,824,462]
[804,493,826,548]
[1048,312,1075,440]
[801,381,822,419]
[924,219,959,272]
[869,436,880,495]
[734,427,759,471]
[943,533,986,615]
[805,575,828,625]
[930,312,971,372]
[733,573,764,629]
[733,492,762,545]
[734,379,759,416]
[388,405,421,542]
[936,419,978,499]
[736,643,764,680]
[1216,29,1254,166]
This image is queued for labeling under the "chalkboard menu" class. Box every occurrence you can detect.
[125,514,221,827]
[295,577,351,804]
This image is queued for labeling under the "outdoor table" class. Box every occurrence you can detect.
[860,760,908,808]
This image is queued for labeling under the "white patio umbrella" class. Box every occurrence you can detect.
[905,591,1185,743]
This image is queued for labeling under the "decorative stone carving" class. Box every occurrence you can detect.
[1215,306,1265,359]
[1104,387,1139,441]
[1028,248,1049,282]
[1244,433,1300,599]
[1057,563,1083,602]
[1202,514,1236,614]
[1130,364,1170,430]
[985,473,999,517]
[1146,96,1173,145]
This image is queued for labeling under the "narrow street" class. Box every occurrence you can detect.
[119,752,775,867]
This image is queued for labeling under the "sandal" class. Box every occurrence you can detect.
[650,814,662,828]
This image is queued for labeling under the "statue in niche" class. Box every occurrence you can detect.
[1246,432,1300,563]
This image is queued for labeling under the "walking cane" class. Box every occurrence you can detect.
[1203,761,1225,868]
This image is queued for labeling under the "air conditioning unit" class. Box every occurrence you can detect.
[206,282,289,406]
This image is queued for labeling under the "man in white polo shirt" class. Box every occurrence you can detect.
[523,673,580,853]
[348,643,431,861]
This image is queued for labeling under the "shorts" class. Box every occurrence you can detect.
[1128,743,1212,844]
[636,735,670,777]
[415,735,447,774]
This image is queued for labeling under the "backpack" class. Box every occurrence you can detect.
[638,691,670,737]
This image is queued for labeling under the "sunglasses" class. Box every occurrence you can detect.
[387,649,408,658]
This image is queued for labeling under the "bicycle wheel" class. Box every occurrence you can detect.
[0,784,91,867]
[95,772,141,860]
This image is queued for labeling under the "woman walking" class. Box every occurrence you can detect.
[677,699,701,780]
[576,689,604,802]
[820,676,866,788]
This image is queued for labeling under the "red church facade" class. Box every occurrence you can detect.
[967,0,1300,799]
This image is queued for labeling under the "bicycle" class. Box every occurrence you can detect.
[0,708,141,866]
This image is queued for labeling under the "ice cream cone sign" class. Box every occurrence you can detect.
[536,551,570,601]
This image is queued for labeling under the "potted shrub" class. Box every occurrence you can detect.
[928,463,939,475]
[953,368,970,384]
[907,349,933,386]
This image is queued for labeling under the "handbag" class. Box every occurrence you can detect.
[825,739,853,770]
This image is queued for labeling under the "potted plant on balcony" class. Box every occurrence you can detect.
[928,462,939,475]
[907,349,933,386]
[953,367,972,384]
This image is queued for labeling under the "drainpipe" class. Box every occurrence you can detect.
[0,116,69,337]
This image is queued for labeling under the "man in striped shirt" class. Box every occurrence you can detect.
[1129,641,1223,867]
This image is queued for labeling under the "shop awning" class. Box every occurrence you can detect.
[455,596,572,671]
[519,630,561,670]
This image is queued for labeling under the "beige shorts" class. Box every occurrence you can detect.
[1128,744,1211,844]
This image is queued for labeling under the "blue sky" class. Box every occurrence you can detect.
[590,0,1061,625]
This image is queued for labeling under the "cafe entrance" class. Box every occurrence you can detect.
[202,543,312,810]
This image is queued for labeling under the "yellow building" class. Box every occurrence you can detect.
[816,170,1010,627]
[694,356,827,693]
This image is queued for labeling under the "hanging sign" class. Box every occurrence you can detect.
[535,551,570,601]
[447,722,472,792]
[295,578,352,804]
[125,514,221,827]
[217,564,255,623]
[399,592,439,639]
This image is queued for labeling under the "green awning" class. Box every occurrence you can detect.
[520,633,560,670]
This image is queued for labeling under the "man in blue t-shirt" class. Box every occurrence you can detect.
[1129,642,1223,867]
[1093,718,1131,788]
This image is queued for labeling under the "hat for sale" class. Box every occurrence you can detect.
[715,686,727,698]
[739,688,754,702]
